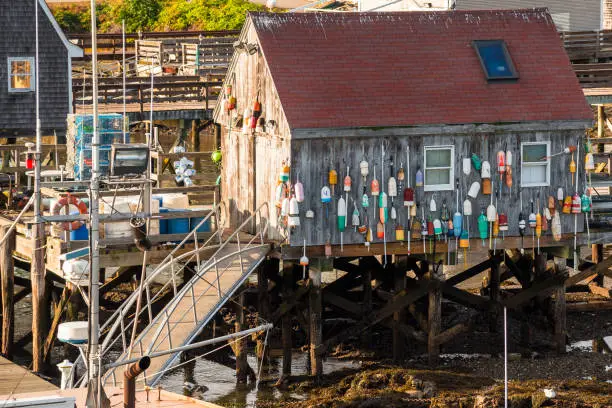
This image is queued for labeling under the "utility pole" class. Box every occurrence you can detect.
[31,0,46,373]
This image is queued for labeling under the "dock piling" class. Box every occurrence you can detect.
[1,224,15,357]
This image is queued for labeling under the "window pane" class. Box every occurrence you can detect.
[11,75,31,89]
[426,169,450,186]
[11,60,30,75]
[523,144,547,163]
[474,41,516,79]
[426,149,451,168]
[523,164,547,184]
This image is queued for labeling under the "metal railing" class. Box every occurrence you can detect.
[73,202,270,387]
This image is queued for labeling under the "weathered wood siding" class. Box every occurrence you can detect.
[0,0,70,134]
[456,0,602,31]
[218,20,291,239]
[289,126,586,247]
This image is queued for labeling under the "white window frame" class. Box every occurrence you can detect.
[520,141,551,187]
[424,145,454,192]
[7,57,35,93]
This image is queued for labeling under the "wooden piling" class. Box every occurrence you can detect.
[234,290,248,384]
[0,224,15,357]
[309,266,323,379]
[360,258,372,347]
[553,257,567,354]
[281,262,293,380]
[592,243,606,287]
[392,261,405,362]
[256,261,271,364]
[31,223,46,373]
[489,257,500,333]
[427,262,441,365]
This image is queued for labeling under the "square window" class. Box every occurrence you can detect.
[7,57,35,92]
[424,145,454,191]
[521,142,550,187]
[473,40,518,80]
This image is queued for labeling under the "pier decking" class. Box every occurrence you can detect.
[0,356,57,396]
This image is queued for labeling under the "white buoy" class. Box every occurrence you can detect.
[468,182,481,199]
[57,359,74,390]
[462,158,471,175]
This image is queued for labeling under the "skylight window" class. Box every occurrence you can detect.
[473,40,518,80]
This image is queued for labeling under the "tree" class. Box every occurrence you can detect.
[119,0,162,32]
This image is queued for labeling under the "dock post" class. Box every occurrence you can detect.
[281,261,293,381]
[31,223,47,372]
[489,256,500,333]
[360,258,372,348]
[393,259,405,362]
[427,263,441,365]
[234,290,248,384]
[553,257,567,354]
[256,261,271,365]
[592,243,606,287]
[309,265,322,379]
[1,224,15,357]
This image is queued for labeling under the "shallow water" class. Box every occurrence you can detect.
[158,352,360,407]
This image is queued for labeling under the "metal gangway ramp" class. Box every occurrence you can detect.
[75,203,271,387]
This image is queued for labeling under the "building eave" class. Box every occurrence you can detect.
[39,0,84,58]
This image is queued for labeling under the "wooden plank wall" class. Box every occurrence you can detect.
[289,128,585,247]
[219,21,290,239]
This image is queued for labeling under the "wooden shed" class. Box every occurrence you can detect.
[0,0,83,137]
[213,10,593,249]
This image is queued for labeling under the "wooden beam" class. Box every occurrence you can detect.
[441,285,490,310]
[427,266,442,365]
[309,268,323,378]
[504,274,567,309]
[434,322,472,347]
[42,286,72,362]
[567,301,612,311]
[13,287,31,304]
[1,224,15,357]
[30,223,46,373]
[565,255,612,287]
[445,258,492,287]
[588,283,612,298]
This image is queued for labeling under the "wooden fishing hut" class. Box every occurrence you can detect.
[214,10,612,377]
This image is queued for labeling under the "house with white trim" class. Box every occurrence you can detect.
[0,0,83,137]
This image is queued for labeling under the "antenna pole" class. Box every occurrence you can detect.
[122,20,127,143]
[88,0,101,387]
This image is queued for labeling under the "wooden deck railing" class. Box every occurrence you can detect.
[72,76,222,113]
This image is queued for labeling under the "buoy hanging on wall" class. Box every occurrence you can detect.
[468,182,480,199]
[288,196,300,228]
[279,161,290,182]
[415,167,424,187]
[552,211,562,241]
[295,178,304,203]
[463,158,471,175]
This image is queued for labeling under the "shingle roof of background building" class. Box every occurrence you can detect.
[250,10,593,130]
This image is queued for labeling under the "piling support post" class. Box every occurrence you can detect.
[281,261,293,381]
[1,224,15,357]
[392,259,406,362]
[31,222,46,373]
[360,257,372,348]
[427,262,441,365]
[489,256,500,333]
[553,257,567,354]
[256,261,271,365]
[309,265,323,379]
[234,290,249,384]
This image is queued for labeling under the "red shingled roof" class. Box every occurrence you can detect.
[250,10,592,130]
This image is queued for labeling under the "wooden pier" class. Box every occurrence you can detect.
[0,355,57,396]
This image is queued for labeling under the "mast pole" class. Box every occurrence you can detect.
[31,0,45,373]
[88,0,101,385]
[122,20,127,144]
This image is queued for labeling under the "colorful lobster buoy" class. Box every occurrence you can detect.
[529,199,536,228]
[288,196,300,228]
[362,186,369,208]
[557,187,564,206]
[275,182,285,208]
[463,158,471,175]
[280,162,290,182]
[562,196,572,214]
[329,168,338,195]
[338,197,346,250]
[499,213,508,233]
[295,178,304,203]
[404,187,414,207]
[548,196,556,215]
[481,161,491,195]
[581,193,591,212]
[552,211,562,241]
[360,159,369,182]
[477,209,488,246]
[471,153,482,171]
[299,240,309,267]
[571,193,581,214]
[585,152,595,171]
[371,166,380,196]
[395,225,405,241]
[321,186,331,203]
[453,211,462,238]
[379,192,388,224]
[352,205,360,231]
[433,219,442,236]
[468,182,480,199]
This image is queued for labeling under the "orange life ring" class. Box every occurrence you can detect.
[52,193,88,231]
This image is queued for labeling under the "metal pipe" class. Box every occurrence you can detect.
[123,357,150,408]
[106,323,273,370]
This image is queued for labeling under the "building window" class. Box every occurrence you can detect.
[424,145,454,191]
[473,40,518,80]
[521,142,550,187]
[7,57,35,92]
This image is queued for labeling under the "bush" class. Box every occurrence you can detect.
[118,0,163,32]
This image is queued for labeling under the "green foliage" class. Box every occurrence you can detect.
[154,0,267,31]
[51,0,270,34]
[118,0,163,32]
